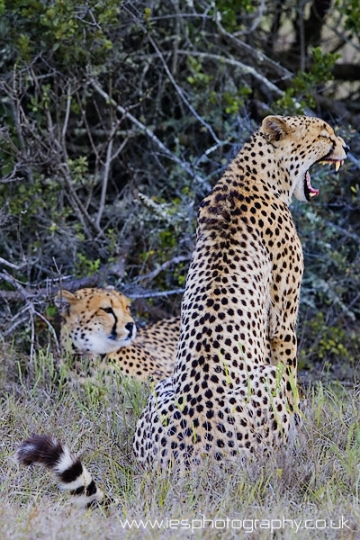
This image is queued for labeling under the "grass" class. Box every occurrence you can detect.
[1,343,360,539]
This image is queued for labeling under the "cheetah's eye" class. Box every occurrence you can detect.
[319,130,332,139]
[101,307,114,315]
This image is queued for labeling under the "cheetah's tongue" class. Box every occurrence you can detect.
[305,171,319,198]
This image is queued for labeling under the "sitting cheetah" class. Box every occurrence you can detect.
[16,115,348,505]
[57,288,179,382]
[133,115,348,467]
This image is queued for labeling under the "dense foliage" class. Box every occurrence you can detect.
[0,0,359,370]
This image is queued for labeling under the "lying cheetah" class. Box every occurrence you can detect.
[57,288,179,382]
[17,115,348,505]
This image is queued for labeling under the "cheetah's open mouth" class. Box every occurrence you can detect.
[304,159,344,201]
[304,171,319,201]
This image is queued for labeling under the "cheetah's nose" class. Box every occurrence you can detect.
[343,144,350,154]
[125,322,135,338]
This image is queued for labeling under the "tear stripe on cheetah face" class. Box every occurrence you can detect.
[133,115,348,468]
[56,288,136,354]
[56,288,180,382]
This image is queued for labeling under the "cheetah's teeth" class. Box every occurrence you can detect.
[319,160,343,170]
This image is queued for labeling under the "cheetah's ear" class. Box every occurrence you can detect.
[55,290,77,315]
[261,116,292,144]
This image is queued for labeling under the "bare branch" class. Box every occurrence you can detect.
[0,275,100,302]
[177,50,284,98]
[3,306,32,336]
[0,271,28,300]
[60,162,105,238]
[233,0,266,37]
[96,127,114,229]
[0,273,184,303]
[0,258,26,271]
[177,50,312,114]
[134,255,191,283]
[34,309,61,354]
[126,288,185,299]
[89,78,209,188]
[147,34,221,144]
[62,84,72,142]
[215,20,293,81]
[95,128,130,228]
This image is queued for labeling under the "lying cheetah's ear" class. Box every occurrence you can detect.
[54,290,76,315]
[262,115,291,143]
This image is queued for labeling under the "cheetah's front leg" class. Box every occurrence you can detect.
[268,315,300,415]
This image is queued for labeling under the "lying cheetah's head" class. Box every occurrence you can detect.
[55,288,136,354]
[261,115,349,203]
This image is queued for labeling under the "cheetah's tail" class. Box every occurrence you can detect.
[16,434,104,507]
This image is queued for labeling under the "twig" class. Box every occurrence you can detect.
[96,129,130,228]
[137,192,173,222]
[89,79,209,188]
[147,34,221,144]
[34,309,61,355]
[76,91,100,164]
[134,255,190,282]
[329,24,360,54]
[127,288,185,299]
[233,0,266,37]
[0,271,28,300]
[62,84,72,142]
[171,0,180,75]
[347,153,360,169]
[29,303,36,362]
[3,306,32,336]
[215,20,293,81]
[0,274,101,301]
[195,141,229,166]
[298,0,307,73]
[6,71,35,184]
[178,50,284,98]
[0,269,185,302]
[60,162,105,238]
[323,221,360,244]
[0,257,27,271]
[177,49,313,115]
[96,128,114,229]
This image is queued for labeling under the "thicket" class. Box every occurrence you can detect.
[0,0,359,371]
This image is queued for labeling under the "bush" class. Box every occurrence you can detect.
[0,1,359,372]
